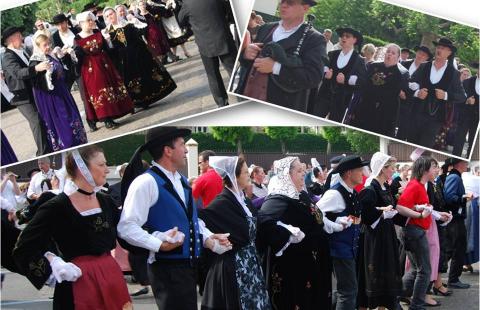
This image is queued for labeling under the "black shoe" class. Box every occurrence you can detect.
[130,287,149,297]
[448,280,471,289]
[425,300,442,307]
[104,120,119,129]
[399,297,411,305]
[88,121,98,132]
[433,285,452,296]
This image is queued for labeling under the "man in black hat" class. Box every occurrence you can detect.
[323,154,346,190]
[400,48,412,62]
[178,0,238,107]
[408,37,466,149]
[452,61,479,156]
[316,27,366,122]
[117,126,232,309]
[396,45,434,140]
[51,13,79,89]
[443,158,473,289]
[1,26,51,156]
[237,0,326,112]
[317,155,369,310]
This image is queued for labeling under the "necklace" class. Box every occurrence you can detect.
[77,188,95,196]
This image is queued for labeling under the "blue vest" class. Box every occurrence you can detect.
[326,183,362,259]
[144,167,201,261]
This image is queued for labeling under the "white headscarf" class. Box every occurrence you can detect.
[365,152,391,187]
[76,11,96,23]
[268,156,300,200]
[209,156,250,215]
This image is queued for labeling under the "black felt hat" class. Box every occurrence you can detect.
[401,48,412,54]
[332,155,370,175]
[302,0,318,5]
[83,2,97,11]
[432,37,457,53]
[335,27,363,47]
[51,13,69,25]
[414,45,433,61]
[1,26,25,46]
[330,155,346,165]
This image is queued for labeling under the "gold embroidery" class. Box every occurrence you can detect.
[88,85,130,110]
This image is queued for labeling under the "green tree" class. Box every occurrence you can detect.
[264,127,299,154]
[345,129,379,154]
[210,127,254,154]
[1,4,39,32]
[320,127,343,155]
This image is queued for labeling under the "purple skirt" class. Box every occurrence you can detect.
[1,130,18,166]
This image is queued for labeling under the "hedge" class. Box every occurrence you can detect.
[98,132,355,165]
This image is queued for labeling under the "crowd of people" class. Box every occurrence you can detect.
[1,0,238,165]
[235,0,479,157]
[1,125,479,310]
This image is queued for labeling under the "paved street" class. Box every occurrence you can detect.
[1,263,478,309]
[1,39,237,162]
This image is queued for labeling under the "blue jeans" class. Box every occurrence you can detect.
[333,258,357,310]
[402,225,431,310]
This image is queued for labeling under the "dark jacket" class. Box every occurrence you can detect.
[178,0,236,57]
[51,30,79,85]
[239,22,327,112]
[1,48,38,106]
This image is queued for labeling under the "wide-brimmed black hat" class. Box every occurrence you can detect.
[447,157,466,166]
[51,13,69,25]
[332,155,370,175]
[401,48,412,54]
[141,126,191,153]
[335,27,363,47]
[1,26,25,46]
[414,45,433,60]
[83,2,97,11]
[302,0,318,5]
[330,154,346,165]
[433,37,457,53]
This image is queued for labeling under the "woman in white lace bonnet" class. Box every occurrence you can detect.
[28,34,88,151]
[257,156,333,309]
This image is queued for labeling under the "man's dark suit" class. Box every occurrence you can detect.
[2,48,50,155]
[408,60,465,148]
[178,0,237,107]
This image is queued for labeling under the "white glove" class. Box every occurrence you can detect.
[50,256,82,283]
[409,82,420,91]
[383,209,398,219]
[440,212,453,226]
[277,221,305,243]
[288,230,305,244]
[152,228,185,243]
[335,216,353,228]
[211,238,232,254]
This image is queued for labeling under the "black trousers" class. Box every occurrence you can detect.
[445,218,467,283]
[148,261,197,310]
[200,51,236,107]
[16,102,50,156]
[129,252,150,286]
[408,112,442,148]
[452,107,479,156]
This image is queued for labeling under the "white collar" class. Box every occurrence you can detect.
[432,60,448,72]
[278,20,304,33]
[339,178,354,193]
[153,161,181,181]
[340,48,354,57]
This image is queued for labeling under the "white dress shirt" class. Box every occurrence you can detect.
[408,61,418,76]
[475,77,480,95]
[57,29,75,48]
[326,48,358,85]
[316,179,356,234]
[7,47,29,65]
[117,161,213,263]
[271,20,304,75]
[27,169,64,199]
[1,180,17,208]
